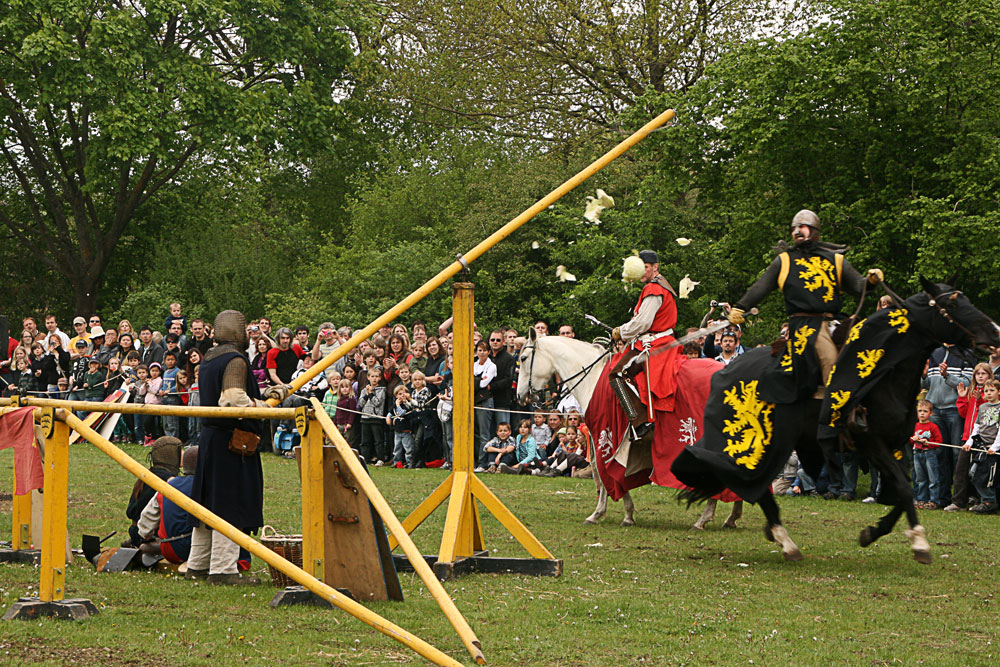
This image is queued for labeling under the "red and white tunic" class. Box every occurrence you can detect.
[619,280,682,412]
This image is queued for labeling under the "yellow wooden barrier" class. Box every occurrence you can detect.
[39,408,69,602]
[59,411,467,667]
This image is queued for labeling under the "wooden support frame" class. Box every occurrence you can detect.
[387,282,562,580]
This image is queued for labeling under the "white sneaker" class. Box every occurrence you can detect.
[861,496,876,504]
[473,466,486,473]
[374,460,385,467]
[942,503,961,512]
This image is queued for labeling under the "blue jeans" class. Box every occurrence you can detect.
[913,449,940,503]
[393,431,416,466]
[932,406,963,504]
[474,398,494,468]
[440,418,454,465]
[163,396,182,437]
[841,451,859,495]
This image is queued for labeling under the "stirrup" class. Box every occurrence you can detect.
[631,422,655,441]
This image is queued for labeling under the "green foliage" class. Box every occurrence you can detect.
[643,0,1000,318]
[107,282,206,333]
[0,0,357,314]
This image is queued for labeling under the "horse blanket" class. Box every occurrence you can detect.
[587,351,739,502]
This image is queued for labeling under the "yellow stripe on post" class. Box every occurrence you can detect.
[299,411,325,580]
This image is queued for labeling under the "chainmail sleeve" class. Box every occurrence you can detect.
[218,355,258,408]
[840,258,867,297]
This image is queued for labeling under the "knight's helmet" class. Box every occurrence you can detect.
[213,310,248,349]
[791,209,821,240]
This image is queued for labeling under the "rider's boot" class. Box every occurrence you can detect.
[610,374,654,440]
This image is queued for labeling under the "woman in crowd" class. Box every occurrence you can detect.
[117,332,136,358]
[424,337,445,385]
[118,320,134,337]
[184,347,204,380]
[250,338,272,390]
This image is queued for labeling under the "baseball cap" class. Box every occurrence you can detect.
[75,340,87,348]
[73,316,86,326]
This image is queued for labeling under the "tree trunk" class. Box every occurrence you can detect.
[73,275,99,318]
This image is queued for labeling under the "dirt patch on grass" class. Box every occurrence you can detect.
[0,640,162,665]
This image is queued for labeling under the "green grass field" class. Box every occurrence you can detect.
[1,444,998,666]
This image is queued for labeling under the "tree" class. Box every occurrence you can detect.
[361,0,806,140]
[643,0,1000,316]
[0,0,355,315]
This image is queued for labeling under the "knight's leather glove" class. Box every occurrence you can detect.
[867,268,884,284]
[611,327,622,342]
[728,308,746,325]
[262,384,292,402]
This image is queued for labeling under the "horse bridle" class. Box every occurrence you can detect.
[520,342,611,407]
[926,288,981,352]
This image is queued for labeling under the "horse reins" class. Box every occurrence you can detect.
[521,342,611,407]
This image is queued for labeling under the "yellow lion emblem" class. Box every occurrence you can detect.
[828,390,851,427]
[795,256,837,303]
[792,325,816,355]
[847,318,866,344]
[888,308,910,334]
[722,380,774,470]
[856,349,885,378]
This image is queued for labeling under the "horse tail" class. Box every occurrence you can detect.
[677,484,725,507]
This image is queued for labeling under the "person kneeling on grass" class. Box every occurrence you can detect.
[537,425,590,477]
[124,436,182,548]
[964,379,1000,514]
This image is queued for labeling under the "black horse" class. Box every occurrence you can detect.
[672,279,1000,563]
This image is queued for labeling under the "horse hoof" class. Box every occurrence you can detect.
[763,525,775,542]
[584,516,600,525]
[913,550,932,565]
[783,548,804,562]
[620,518,635,527]
[859,527,875,548]
[722,521,738,530]
[691,522,706,531]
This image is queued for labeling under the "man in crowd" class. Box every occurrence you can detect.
[43,314,70,351]
[22,317,43,343]
[505,328,519,355]
[185,318,212,356]
[167,320,188,349]
[138,326,165,367]
[714,331,740,366]
[489,329,517,430]
[68,316,91,358]
[294,325,310,351]
[266,328,305,385]
[558,325,575,338]
[923,344,974,508]
[534,321,549,336]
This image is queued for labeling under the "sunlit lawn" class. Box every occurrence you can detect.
[1,443,998,666]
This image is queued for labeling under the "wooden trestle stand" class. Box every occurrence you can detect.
[389,282,562,581]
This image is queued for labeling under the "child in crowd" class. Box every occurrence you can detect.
[387,384,417,468]
[134,364,151,443]
[567,409,592,461]
[964,379,1000,514]
[176,368,190,441]
[410,370,437,465]
[161,351,181,438]
[333,378,359,447]
[292,355,329,400]
[164,301,186,334]
[188,365,201,442]
[54,377,69,399]
[499,419,540,474]
[342,364,358,397]
[83,358,106,401]
[947,363,995,511]
[120,352,140,441]
[531,411,552,455]
[409,342,428,374]
[911,399,943,509]
[482,422,516,473]
[16,358,33,396]
[544,413,565,458]
[138,362,164,445]
[437,354,454,468]
[539,425,590,477]
[359,368,388,465]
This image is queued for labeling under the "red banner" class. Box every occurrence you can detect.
[0,406,44,495]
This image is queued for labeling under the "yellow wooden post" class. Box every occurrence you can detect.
[38,408,69,602]
[11,466,32,550]
[298,408,325,580]
[452,282,475,475]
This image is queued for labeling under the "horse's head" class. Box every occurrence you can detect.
[918,277,1000,351]
[516,327,556,405]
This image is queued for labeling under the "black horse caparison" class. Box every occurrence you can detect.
[674,279,1000,563]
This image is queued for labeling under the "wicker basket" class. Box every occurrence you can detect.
[260,525,303,588]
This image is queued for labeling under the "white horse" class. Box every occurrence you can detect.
[514,329,742,529]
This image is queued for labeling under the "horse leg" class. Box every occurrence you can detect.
[585,481,608,524]
[858,441,930,564]
[759,492,802,561]
[620,492,636,527]
[692,498,717,530]
[722,500,744,529]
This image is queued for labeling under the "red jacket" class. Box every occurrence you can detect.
[957,391,986,441]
